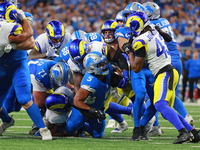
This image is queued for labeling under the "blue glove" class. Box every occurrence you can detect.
[118,70,129,88]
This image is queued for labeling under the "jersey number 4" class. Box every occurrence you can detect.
[155,37,169,58]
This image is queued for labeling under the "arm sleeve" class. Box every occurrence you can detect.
[155,26,172,43]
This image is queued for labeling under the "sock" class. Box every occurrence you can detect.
[26,102,45,129]
[108,113,124,123]
[153,112,159,126]
[155,100,184,131]
[173,96,187,118]
[0,107,11,122]
[177,114,193,131]
[106,102,132,114]
[140,103,157,126]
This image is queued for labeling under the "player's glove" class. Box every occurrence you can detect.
[89,107,106,120]
[4,43,17,53]
[118,70,129,88]
[17,9,27,21]
[122,42,132,55]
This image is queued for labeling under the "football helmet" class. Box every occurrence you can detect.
[126,11,150,36]
[143,2,160,20]
[71,30,88,42]
[5,0,18,6]
[46,20,65,49]
[85,32,103,42]
[123,2,144,20]
[101,20,119,43]
[83,51,110,75]
[115,10,125,27]
[0,2,18,22]
[49,62,69,87]
[69,39,89,67]
[45,86,74,112]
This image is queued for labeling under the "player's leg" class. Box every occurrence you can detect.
[13,62,52,140]
[65,107,85,135]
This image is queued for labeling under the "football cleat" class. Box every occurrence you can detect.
[0,115,14,135]
[173,128,193,144]
[111,120,128,133]
[140,126,149,140]
[39,127,53,140]
[190,129,200,143]
[144,116,156,133]
[130,127,140,141]
[106,119,115,128]
[185,114,195,127]
[147,125,162,136]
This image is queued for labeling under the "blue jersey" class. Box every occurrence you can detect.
[59,40,72,63]
[150,18,180,60]
[115,27,132,40]
[80,67,112,110]
[28,59,57,89]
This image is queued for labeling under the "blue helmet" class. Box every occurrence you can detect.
[45,86,74,112]
[123,2,144,20]
[125,11,150,36]
[4,0,18,5]
[49,62,69,87]
[85,32,103,42]
[101,20,119,43]
[46,20,65,49]
[69,39,89,67]
[143,2,160,20]
[115,10,125,27]
[83,51,110,75]
[0,2,18,22]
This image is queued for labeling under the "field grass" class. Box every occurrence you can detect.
[0,104,200,150]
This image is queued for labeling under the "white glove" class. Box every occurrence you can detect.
[4,43,16,53]
[17,9,26,21]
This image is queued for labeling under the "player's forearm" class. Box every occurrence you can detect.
[16,36,34,50]
[118,37,129,52]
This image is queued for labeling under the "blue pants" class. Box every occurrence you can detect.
[131,68,155,127]
[0,60,31,108]
[65,107,106,138]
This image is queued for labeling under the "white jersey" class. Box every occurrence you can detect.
[35,32,71,57]
[45,109,71,124]
[0,20,22,57]
[67,41,107,74]
[132,29,171,76]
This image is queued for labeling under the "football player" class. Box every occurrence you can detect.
[143,1,194,128]
[28,20,71,60]
[0,0,52,140]
[125,11,200,144]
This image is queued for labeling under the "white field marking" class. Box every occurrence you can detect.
[10,113,27,115]
[10,126,31,128]
[191,146,200,148]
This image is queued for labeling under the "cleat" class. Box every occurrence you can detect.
[29,123,39,135]
[106,119,115,128]
[130,127,140,141]
[147,126,162,136]
[185,114,195,127]
[140,126,149,140]
[190,129,200,143]
[40,127,53,140]
[173,129,193,144]
[145,116,156,133]
[0,115,15,135]
[111,120,128,133]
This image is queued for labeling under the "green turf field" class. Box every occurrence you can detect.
[0,104,200,150]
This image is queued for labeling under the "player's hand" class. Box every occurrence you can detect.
[17,9,26,21]
[122,42,132,55]
[89,108,106,120]
[118,70,129,88]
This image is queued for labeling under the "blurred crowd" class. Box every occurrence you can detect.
[18,0,200,52]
